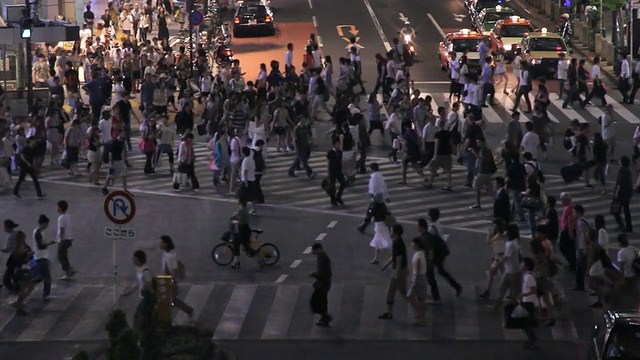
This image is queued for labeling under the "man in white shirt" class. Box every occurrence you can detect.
[240,146,257,215]
[616,234,637,283]
[284,43,294,72]
[583,56,607,106]
[600,104,616,159]
[56,200,76,281]
[619,53,631,103]
[32,214,54,298]
[156,116,176,173]
[556,52,569,99]
[517,257,539,349]
[357,163,388,233]
[520,121,540,159]
[448,52,460,101]
[490,227,521,310]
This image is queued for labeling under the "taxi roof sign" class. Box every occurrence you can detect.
[496,5,502,10]
[460,28,471,35]
[510,15,519,22]
[541,27,548,33]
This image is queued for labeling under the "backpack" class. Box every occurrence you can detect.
[174,260,186,281]
[430,225,450,259]
[525,161,545,184]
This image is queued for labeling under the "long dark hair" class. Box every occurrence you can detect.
[160,235,175,251]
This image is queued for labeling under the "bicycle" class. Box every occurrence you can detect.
[211,229,280,267]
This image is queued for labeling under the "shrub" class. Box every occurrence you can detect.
[105,308,129,360]
[71,350,90,360]
[113,328,141,360]
[137,289,161,360]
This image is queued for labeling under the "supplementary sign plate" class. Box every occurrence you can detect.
[104,226,137,240]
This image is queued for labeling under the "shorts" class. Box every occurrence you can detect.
[604,137,616,150]
[403,154,420,166]
[473,173,493,191]
[342,150,354,161]
[428,155,452,173]
[407,274,427,300]
[87,150,102,164]
[273,126,286,135]
[66,146,79,163]
[109,160,127,177]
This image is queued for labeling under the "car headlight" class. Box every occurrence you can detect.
[404,34,411,43]
[502,44,512,51]
[532,58,542,65]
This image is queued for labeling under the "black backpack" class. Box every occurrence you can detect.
[526,161,545,184]
[430,225,450,259]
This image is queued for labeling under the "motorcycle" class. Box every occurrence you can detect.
[400,31,417,65]
[214,40,234,65]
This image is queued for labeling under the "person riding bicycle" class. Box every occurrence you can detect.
[230,197,252,268]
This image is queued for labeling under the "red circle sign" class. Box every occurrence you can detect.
[104,191,136,225]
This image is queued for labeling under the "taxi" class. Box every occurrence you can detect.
[489,16,534,59]
[438,28,483,72]
[520,27,568,77]
[473,5,515,33]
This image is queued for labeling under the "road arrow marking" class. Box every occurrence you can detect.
[399,12,410,24]
[453,13,466,22]
[336,25,359,37]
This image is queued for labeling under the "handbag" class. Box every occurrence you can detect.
[61,150,70,169]
[503,302,537,329]
[208,159,218,171]
[610,197,622,216]
[510,303,529,319]
[521,194,540,209]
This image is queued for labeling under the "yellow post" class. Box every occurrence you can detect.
[156,275,173,325]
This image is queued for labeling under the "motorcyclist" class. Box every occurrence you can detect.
[399,25,416,45]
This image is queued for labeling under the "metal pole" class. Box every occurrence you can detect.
[25,0,33,113]
[188,0,194,77]
[600,0,604,32]
[630,0,634,56]
[113,227,118,308]
[2,45,7,91]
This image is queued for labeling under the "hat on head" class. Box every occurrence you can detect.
[4,219,18,229]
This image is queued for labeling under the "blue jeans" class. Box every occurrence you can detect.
[36,258,51,296]
[124,123,133,152]
[289,147,313,176]
[527,207,537,237]
[509,190,524,221]
[593,160,606,186]
[464,151,476,185]
[575,249,586,289]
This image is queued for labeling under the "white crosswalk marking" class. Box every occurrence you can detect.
[0,281,586,342]
[548,93,586,123]
[605,95,640,124]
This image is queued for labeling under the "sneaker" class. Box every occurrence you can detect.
[315,320,330,327]
[455,287,463,297]
[309,172,317,180]
[12,193,21,199]
[288,172,298,178]
[59,275,72,281]
[249,209,257,216]
[470,204,481,209]
[478,290,490,299]
[36,194,47,199]
[101,188,109,196]
[378,312,393,320]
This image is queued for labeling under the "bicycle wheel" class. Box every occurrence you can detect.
[258,243,280,266]
[211,243,235,266]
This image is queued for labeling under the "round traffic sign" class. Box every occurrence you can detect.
[189,10,204,26]
[104,191,136,225]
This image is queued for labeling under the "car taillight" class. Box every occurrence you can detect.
[225,50,232,56]
[234,17,240,24]
[265,15,272,22]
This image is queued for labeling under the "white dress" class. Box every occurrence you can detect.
[369,222,392,250]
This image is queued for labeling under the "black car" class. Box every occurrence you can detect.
[589,310,640,360]
[233,3,275,37]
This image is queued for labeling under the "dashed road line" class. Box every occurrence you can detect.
[315,233,327,241]
[303,246,312,254]
[307,0,313,9]
[327,221,338,228]
[275,275,288,283]
[312,16,317,27]
[290,260,302,268]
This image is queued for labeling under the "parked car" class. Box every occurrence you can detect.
[589,310,640,360]
[233,2,275,37]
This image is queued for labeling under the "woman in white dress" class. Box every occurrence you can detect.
[494,50,508,94]
[511,49,522,94]
[369,202,392,264]
[250,98,270,159]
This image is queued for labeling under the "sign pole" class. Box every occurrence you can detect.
[113,226,118,308]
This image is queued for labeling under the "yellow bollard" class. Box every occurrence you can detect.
[156,275,173,325]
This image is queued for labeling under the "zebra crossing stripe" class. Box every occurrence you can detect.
[549,93,586,123]
[173,284,214,326]
[17,287,83,342]
[213,284,257,340]
[605,95,640,124]
[261,285,299,339]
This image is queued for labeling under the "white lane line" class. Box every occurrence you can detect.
[316,233,327,241]
[275,274,288,283]
[290,260,302,268]
[362,0,392,51]
[427,13,445,39]
[303,246,312,254]
[312,16,317,28]
[308,0,313,9]
[327,221,338,228]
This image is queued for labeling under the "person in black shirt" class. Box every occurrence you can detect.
[541,196,559,244]
[398,121,423,184]
[575,123,591,187]
[378,224,408,320]
[326,138,346,206]
[562,58,580,108]
[425,118,453,190]
[13,137,46,199]
[83,4,95,30]
[102,131,130,195]
[461,114,483,187]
